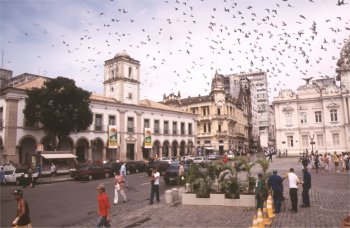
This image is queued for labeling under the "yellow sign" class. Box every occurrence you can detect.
[144,128,152,149]
[108,126,118,148]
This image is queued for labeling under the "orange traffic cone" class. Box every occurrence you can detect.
[267,194,275,218]
[250,215,258,228]
[263,201,272,226]
[257,208,265,228]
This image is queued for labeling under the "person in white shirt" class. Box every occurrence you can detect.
[120,163,128,188]
[149,167,160,205]
[284,168,301,213]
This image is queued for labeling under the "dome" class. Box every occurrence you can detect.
[114,51,130,58]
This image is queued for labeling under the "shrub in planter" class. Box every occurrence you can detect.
[221,177,240,199]
[248,176,257,194]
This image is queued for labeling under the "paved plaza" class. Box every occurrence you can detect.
[69,156,350,228]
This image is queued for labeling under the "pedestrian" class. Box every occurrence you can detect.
[314,154,319,173]
[27,168,33,188]
[255,173,267,210]
[0,167,5,185]
[323,154,329,171]
[283,168,301,213]
[96,184,110,228]
[50,163,56,178]
[267,169,283,213]
[223,154,228,164]
[120,163,128,188]
[268,151,273,163]
[11,189,32,228]
[333,151,340,172]
[301,167,311,208]
[149,167,160,205]
[113,171,126,205]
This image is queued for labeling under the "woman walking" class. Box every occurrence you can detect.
[113,171,126,205]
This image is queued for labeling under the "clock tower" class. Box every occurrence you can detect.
[103,51,140,105]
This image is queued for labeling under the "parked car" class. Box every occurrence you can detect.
[146,161,170,176]
[208,153,217,160]
[103,162,122,176]
[157,157,172,164]
[227,152,235,160]
[5,168,39,185]
[125,161,147,174]
[163,163,190,185]
[192,157,210,164]
[71,165,110,180]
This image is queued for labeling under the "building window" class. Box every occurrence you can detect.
[111,69,115,78]
[332,133,340,146]
[287,136,294,147]
[164,121,169,134]
[127,117,134,132]
[188,123,193,135]
[315,111,322,123]
[108,115,116,125]
[203,107,206,116]
[285,112,292,126]
[144,119,150,128]
[218,124,221,132]
[128,93,133,99]
[203,123,207,133]
[95,114,103,131]
[154,120,160,134]
[172,121,177,135]
[330,109,338,122]
[128,67,132,78]
[181,122,185,135]
[208,123,211,133]
[316,134,324,147]
[300,112,307,124]
[301,135,309,147]
[217,108,221,115]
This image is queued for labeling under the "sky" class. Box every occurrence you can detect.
[1,0,350,102]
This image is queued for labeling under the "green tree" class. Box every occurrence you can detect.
[23,77,93,150]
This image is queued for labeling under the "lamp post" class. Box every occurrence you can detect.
[309,134,315,154]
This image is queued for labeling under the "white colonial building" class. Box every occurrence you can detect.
[0,51,197,167]
[273,37,350,155]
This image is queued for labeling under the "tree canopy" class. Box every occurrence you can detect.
[23,77,93,149]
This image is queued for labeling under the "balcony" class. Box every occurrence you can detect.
[197,115,211,121]
[154,128,160,134]
[163,129,170,135]
[127,127,135,133]
[216,130,228,136]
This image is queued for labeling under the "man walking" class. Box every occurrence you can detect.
[96,184,110,228]
[113,171,126,205]
[268,169,283,213]
[120,163,128,188]
[284,168,301,213]
[12,189,32,228]
[149,167,160,205]
[301,167,311,208]
[0,167,5,185]
[255,173,266,210]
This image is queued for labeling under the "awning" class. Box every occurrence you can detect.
[41,153,77,159]
[204,147,214,150]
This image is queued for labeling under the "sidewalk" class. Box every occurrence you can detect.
[70,156,350,228]
[36,174,73,185]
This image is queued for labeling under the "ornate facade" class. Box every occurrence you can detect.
[273,37,350,155]
[163,72,249,154]
[0,52,197,166]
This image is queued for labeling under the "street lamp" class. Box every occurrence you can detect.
[309,134,315,154]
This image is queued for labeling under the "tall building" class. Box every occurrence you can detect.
[163,72,249,154]
[0,52,197,167]
[225,72,274,148]
[273,37,350,155]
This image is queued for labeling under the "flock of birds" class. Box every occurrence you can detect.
[3,0,350,100]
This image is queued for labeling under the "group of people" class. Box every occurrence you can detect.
[302,151,349,173]
[256,166,312,214]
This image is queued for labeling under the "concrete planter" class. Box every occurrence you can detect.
[182,192,255,207]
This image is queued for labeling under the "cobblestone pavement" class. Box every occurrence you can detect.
[71,157,350,228]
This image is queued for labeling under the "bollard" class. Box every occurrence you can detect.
[172,188,179,203]
[178,187,186,203]
[165,190,173,205]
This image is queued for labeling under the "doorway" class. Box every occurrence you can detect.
[127,144,135,160]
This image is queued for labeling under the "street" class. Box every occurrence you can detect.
[0,172,169,227]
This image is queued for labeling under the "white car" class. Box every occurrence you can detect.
[193,157,210,164]
[208,153,217,160]
[227,153,235,160]
[157,157,172,164]
[5,168,38,185]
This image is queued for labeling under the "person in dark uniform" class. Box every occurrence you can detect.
[301,167,311,208]
[268,169,284,213]
[11,189,32,227]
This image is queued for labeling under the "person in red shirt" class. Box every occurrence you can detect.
[96,184,110,228]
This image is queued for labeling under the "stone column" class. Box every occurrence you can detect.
[119,109,127,162]
[102,147,107,161]
[88,146,92,163]
[4,95,19,164]
[136,111,143,161]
